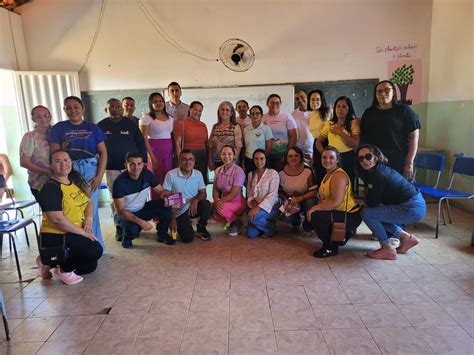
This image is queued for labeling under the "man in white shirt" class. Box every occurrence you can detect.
[165,82,189,120]
[292,90,313,164]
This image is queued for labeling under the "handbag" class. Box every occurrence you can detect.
[330,175,349,243]
[39,234,69,267]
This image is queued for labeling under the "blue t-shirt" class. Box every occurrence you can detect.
[48,120,106,161]
[112,169,158,213]
[162,168,206,217]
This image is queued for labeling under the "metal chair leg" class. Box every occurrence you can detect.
[9,233,21,279]
[0,290,10,341]
[22,226,30,247]
[440,201,446,225]
[445,199,453,224]
[436,199,444,239]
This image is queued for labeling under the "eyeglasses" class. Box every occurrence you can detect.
[376,88,392,95]
[358,153,373,162]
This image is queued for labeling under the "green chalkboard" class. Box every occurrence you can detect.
[295,78,379,117]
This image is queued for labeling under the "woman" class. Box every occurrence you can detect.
[236,99,251,129]
[263,94,297,171]
[307,146,362,258]
[243,105,273,175]
[308,90,332,186]
[246,149,280,238]
[279,147,318,237]
[140,92,174,185]
[0,154,12,202]
[208,101,243,170]
[19,105,52,199]
[360,80,420,178]
[316,96,359,187]
[36,150,103,284]
[48,96,107,252]
[357,144,425,260]
[212,145,247,236]
[174,101,209,184]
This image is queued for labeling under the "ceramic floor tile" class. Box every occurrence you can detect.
[6,297,45,318]
[342,283,391,304]
[179,329,228,354]
[185,309,229,332]
[0,318,23,341]
[355,303,410,327]
[84,337,135,355]
[304,283,351,305]
[438,300,474,324]
[95,312,146,339]
[189,287,229,312]
[0,341,44,355]
[132,336,181,355]
[50,314,106,341]
[229,330,277,355]
[138,309,187,338]
[37,340,90,355]
[379,282,433,304]
[313,304,364,329]
[69,295,118,315]
[332,267,375,285]
[322,328,381,354]
[271,305,319,330]
[275,329,329,355]
[398,302,457,327]
[149,286,193,313]
[10,316,65,342]
[417,281,472,302]
[416,325,474,355]
[368,327,434,354]
[30,296,81,317]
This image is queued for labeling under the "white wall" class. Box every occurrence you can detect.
[16,0,433,96]
[0,8,29,70]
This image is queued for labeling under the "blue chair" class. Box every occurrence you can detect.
[414,152,445,189]
[417,153,474,239]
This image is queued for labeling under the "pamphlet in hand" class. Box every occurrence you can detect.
[167,192,185,208]
[279,199,301,217]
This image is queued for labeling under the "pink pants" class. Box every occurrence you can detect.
[214,195,247,224]
[148,138,173,184]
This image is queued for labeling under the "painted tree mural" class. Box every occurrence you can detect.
[390,64,415,105]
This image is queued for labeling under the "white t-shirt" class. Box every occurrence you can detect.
[292,109,313,156]
[262,112,297,156]
[141,114,174,139]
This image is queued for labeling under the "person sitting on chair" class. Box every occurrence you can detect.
[36,150,103,285]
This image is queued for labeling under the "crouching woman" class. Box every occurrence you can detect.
[36,149,103,285]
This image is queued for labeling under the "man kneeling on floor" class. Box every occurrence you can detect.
[113,152,173,248]
[162,149,212,242]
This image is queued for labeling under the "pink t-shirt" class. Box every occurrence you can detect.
[214,163,245,202]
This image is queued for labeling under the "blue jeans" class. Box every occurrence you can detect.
[361,192,426,245]
[73,157,104,253]
[115,200,172,240]
[286,199,316,231]
[247,204,280,238]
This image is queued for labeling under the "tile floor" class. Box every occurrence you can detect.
[0,204,473,354]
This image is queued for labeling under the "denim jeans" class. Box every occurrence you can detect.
[115,200,172,240]
[361,192,426,245]
[247,204,280,238]
[286,199,316,231]
[73,157,104,253]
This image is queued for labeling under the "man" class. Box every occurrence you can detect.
[292,90,313,164]
[113,152,173,249]
[165,82,189,120]
[122,97,140,125]
[236,99,251,129]
[98,98,147,241]
[162,149,212,242]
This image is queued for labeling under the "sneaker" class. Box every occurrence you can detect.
[367,247,397,260]
[36,255,52,279]
[196,228,212,241]
[224,223,231,231]
[397,235,420,254]
[313,248,338,258]
[389,238,401,248]
[228,224,239,236]
[115,226,123,241]
[157,234,176,245]
[54,268,83,285]
[121,239,133,249]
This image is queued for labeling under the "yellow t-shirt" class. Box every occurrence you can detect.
[39,180,89,234]
[318,168,359,212]
[308,111,327,139]
[320,120,360,153]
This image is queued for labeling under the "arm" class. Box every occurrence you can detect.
[315,135,326,154]
[90,142,107,192]
[140,124,158,167]
[49,142,61,154]
[265,139,273,155]
[207,129,215,170]
[45,203,97,241]
[287,128,297,148]
[309,171,347,212]
[20,156,51,177]
[0,154,13,181]
[114,197,154,231]
[404,129,419,178]
[291,172,318,204]
[330,125,360,148]
[189,188,206,216]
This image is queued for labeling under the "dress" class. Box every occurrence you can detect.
[19,130,50,195]
[360,103,421,173]
[209,124,243,165]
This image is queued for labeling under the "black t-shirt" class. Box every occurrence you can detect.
[360,103,421,173]
[364,164,419,207]
[97,117,147,170]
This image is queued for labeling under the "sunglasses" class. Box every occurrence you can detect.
[358,153,373,162]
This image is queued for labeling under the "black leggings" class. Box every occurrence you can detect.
[41,233,103,275]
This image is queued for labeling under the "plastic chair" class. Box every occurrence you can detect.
[418,153,474,238]
[414,152,445,189]
[0,188,38,219]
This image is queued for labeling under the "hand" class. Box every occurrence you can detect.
[170,218,177,233]
[330,125,344,136]
[189,199,198,217]
[150,156,159,169]
[83,219,93,233]
[306,205,318,222]
[289,196,301,206]
[403,162,414,180]
[139,220,154,231]
[82,231,98,241]
[214,199,224,211]
[89,176,102,192]
[247,206,260,220]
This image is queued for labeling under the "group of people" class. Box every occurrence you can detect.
[14,80,426,285]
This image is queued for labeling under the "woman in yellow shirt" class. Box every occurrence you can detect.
[315,96,360,187]
[307,146,361,258]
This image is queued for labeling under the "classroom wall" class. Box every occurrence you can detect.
[15,0,433,96]
[425,0,473,211]
[0,8,29,70]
